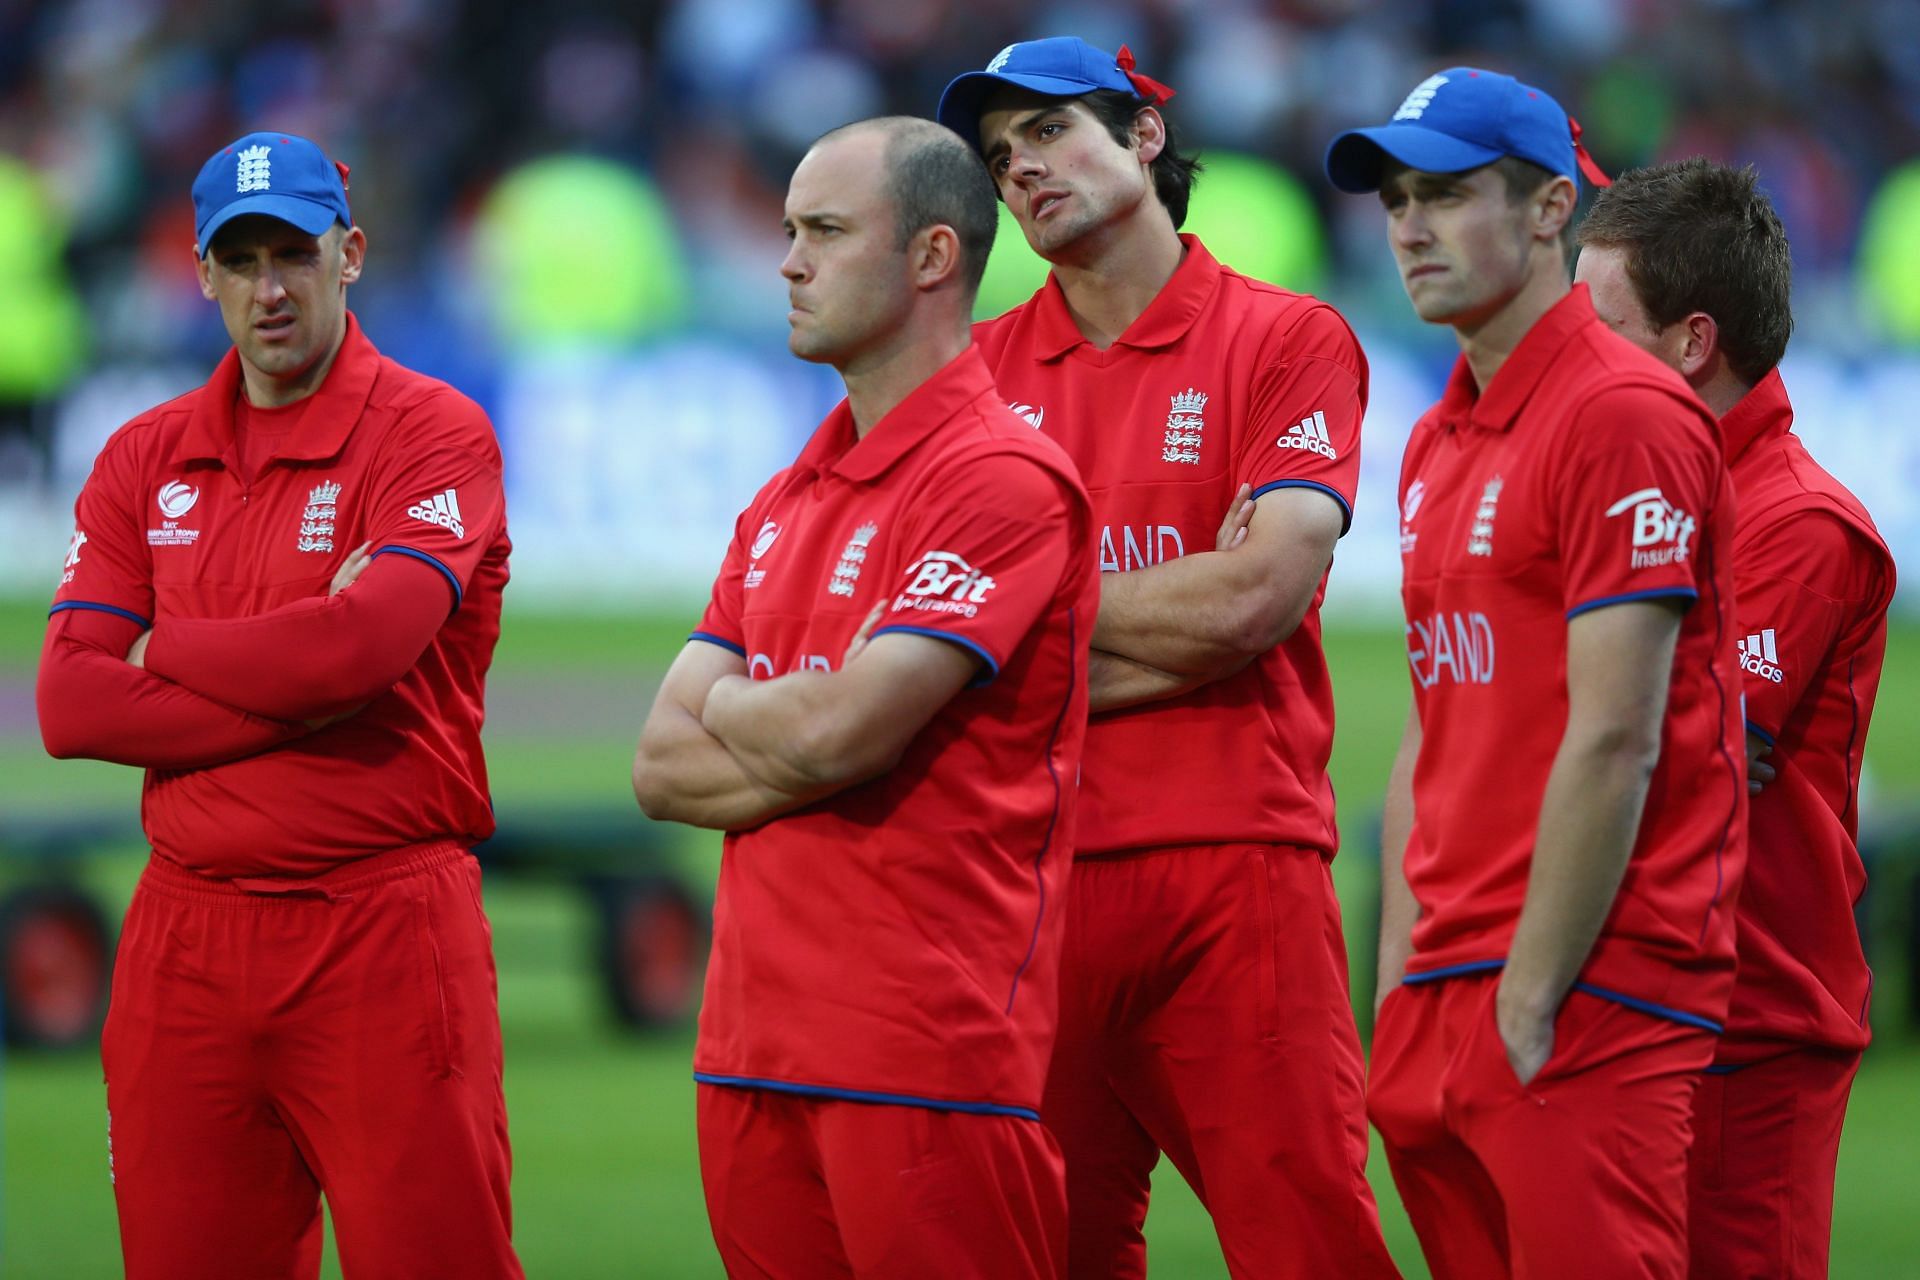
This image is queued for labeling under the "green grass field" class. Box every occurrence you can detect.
[3,600,1917,1277]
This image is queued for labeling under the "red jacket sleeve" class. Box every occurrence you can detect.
[1237,303,1368,534]
[37,607,300,769]
[142,552,453,720]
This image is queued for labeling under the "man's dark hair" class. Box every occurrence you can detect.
[1491,155,1576,258]
[1079,89,1203,228]
[1577,158,1792,385]
[819,117,998,298]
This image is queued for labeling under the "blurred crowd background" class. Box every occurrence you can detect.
[1,0,1916,607]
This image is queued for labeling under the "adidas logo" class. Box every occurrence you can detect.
[407,488,465,538]
[1277,411,1337,459]
[1738,629,1785,684]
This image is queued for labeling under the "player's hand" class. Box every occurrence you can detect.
[842,604,886,666]
[330,542,374,595]
[1745,731,1776,795]
[1495,983,1555,1086]
[1215,483,1255,551]
[125,629,152,669]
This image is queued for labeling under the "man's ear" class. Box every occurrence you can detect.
[1675,310,1721,381]
[1131,106,1167,166]
[913,223,961,292]
[339,225,366,286]
[194,245,216,301]
[1536,175,1577,245]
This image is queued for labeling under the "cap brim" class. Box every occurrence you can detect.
[937,71,1109,152]
[197,194,344,254]
[1324,125,1505,194]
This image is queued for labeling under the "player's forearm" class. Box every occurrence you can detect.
[1092,551,1308,676]
[38,624,301,769]
[1376,713,1422,1008]
[1086,648,1214,712]
[1501,722,1661,1018]
[144,565,444,719]
[632,706,808,830]
[701,672,899,797]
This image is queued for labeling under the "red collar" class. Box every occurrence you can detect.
[1434,285,1599,434]
[1715,367,1792,465]
[1023,234,1221,361]
[172,313,381,467]
[795,346,999,483]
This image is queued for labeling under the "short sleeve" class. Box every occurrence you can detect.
[1558,388,1725,620]
[1733,511,1871,739]
[1237,304,1367,534]
[872,450,1079,683]
[692,500,763,657]
[361,392,504,611]
[50,435,155,628]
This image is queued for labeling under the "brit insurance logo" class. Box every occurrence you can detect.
[297,480,340,554]
[1606,486,1696,568]
[1738,628,1785,684]
[148,478,202,548]
[1276,410,1337,459]
[745,520,779,590]
[892,550,998,619]
[828,522,878,598]
[1162,388,1206,465]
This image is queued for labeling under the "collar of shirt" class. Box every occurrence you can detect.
[1023,233,1221,361]
[1715,366,1792,467]
[794,345,998,483]
[171,312,381,468]
[1433,284,1599,434]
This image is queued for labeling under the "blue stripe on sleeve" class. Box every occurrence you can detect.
[1565,587,1698,620]
[1744,721,1777,748]
[372,545,462,611]
[49,600,151,628]
[869,625,1000,687]
[692,1073,1040,1121]
[1250,478,1353,535]
[688,631,746,657]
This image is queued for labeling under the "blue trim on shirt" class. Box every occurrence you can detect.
[688,631,746,658]
[1400,959,1507,985]
[1006,605,1075,1017]
[1250,478,1353,535]
[1702,1063,1747,1076]
[692,1073,1040,1121]
[372,545,462,611]
[1398,961,1726,1034]
[1569,982,1724,1034]
[1744,721,1778,749]
[869,625,1000,687]
[49,600,151,629]
[1565,587,1698,620]
[1841,654,1861,826]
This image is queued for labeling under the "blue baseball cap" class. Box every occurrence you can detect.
[1324,67,1609,194]
[937,37,1175,153]
[192,132,353,254]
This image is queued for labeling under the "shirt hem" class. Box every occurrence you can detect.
[691,1073,1039,1121]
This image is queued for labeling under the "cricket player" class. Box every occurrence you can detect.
[939,37,1399,1278]
[1576,158,1895,1279]
[1326,71,1747,1278]
[36,134,520,1277]
[631,116,1097,1278]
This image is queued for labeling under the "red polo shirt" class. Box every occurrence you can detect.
[1715,369,1894,1061]
[50,315,509,877]
[974,235,1367,857]
[689,347,1097,1118]
[1395,286,1745,1028]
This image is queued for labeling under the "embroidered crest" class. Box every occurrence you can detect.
[828,522,879,597]
[236,144,272,193]
[298,480,340,554]
[1163,388,1207,465]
